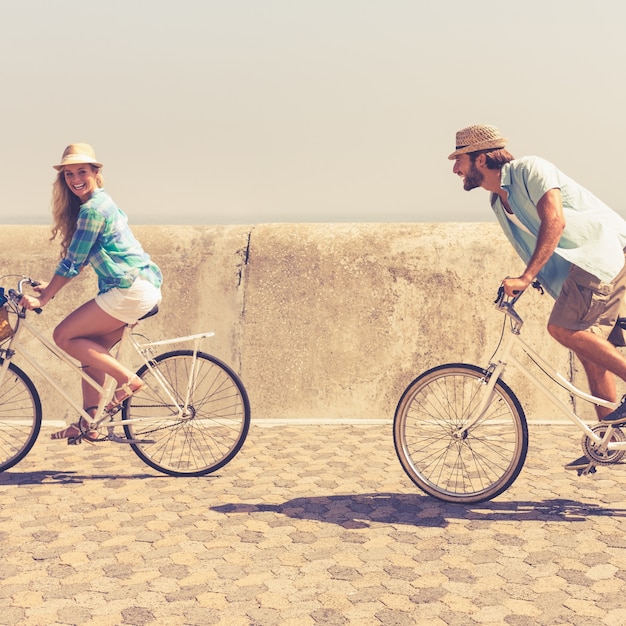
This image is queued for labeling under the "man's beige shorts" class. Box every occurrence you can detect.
[548,256,626,347]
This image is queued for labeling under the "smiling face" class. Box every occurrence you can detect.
[452,153,484,191]
[62,163,100,202]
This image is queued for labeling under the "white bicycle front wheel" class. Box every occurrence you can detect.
[393,363,528,504]
[0,361,42,472]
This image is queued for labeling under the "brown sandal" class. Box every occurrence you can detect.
[105,375,143,414]
[51,407,99,445]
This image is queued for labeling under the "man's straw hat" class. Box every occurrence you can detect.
[53,143,103,171]
[448,124,507,160]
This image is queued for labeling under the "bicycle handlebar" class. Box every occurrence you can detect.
[1,276,43,315]
[494,280,544,325]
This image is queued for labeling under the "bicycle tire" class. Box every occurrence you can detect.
[0,360,42,472]
[123,350,250,476]
[393,363,528,504]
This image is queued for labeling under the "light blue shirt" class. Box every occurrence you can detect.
[491,156,626,298]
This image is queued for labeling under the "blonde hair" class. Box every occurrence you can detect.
[50,165,104,257]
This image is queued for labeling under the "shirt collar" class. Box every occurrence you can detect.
[80,187,105,207]
[500,162,512,188]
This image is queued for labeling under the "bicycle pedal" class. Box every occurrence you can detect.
[577,465,597,476]
[69,436,98,446]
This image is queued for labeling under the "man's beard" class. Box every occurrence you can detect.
[463,162,483,191]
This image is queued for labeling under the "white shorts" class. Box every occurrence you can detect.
[95,279,162,324]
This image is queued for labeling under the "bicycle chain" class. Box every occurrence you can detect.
[581,424,626,465]
[108,404,189,437]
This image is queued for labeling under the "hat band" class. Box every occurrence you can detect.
[63,155,97,162]
[455,141,504,151]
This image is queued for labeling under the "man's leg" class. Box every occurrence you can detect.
[548,324,626,418]
[548,324,626,469]
[577,358,616,420]
[548,259,626,467]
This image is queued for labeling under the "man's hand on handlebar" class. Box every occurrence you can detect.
[501,276,531,298]
[497,278,545,304]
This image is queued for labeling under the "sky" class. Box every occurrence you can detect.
[2,0,626,225]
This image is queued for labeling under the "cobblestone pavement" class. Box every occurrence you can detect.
[1,422,626,626]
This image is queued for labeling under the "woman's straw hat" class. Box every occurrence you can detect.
[53,143,103,171]
[448,124,507,159]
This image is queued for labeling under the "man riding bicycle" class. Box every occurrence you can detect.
[449,124,626,470]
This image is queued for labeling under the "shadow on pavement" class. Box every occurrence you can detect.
[212,493,626,528]
[0,469,162,484]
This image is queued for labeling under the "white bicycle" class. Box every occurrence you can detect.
[394,282,626,503]
[0,275,250,476]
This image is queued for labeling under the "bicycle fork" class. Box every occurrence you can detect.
[458,359,620,477]
[454,361,506,439]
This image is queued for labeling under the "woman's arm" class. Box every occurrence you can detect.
[19,274,74,310]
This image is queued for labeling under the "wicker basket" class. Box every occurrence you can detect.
[0,306,14,342]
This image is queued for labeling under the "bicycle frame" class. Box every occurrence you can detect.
[118,331,216,427]
[0,301,214,430]
[465,292,624,453]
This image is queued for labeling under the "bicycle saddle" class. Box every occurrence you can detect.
[138,304,159,321]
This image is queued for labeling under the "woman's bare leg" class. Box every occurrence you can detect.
[54,300,132,381]
[54,300,142,411]
[79,327,126,410]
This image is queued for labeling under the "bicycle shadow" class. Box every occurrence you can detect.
[0,469,162,485]
[211,493,626,529]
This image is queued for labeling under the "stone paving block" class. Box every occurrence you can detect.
[2,423,626,624]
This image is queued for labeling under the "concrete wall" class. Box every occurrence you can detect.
[0,223,603,423]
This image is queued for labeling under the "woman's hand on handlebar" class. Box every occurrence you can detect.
[19,294,43,311]
[32,280,48,295]
[19,280,50,310]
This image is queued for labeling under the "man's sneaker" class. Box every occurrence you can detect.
[564,455,593,471]
[600,396,626,425]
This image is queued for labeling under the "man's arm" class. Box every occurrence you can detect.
[502,188,565,296]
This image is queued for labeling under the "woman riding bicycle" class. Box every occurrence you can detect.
[19,143,163,442]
